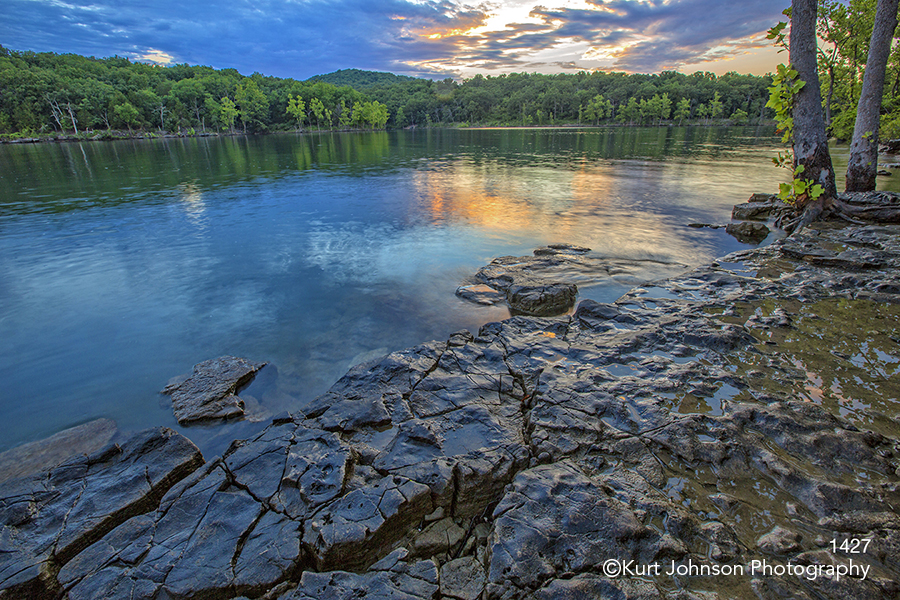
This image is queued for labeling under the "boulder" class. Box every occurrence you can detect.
[506,282,577,316]
[732,201,777,220]
[726,220,770,243]
[162,356,267,424]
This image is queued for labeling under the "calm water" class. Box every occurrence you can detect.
[0,127,868,456]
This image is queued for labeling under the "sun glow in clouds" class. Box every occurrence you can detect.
[401,0,783,78]
[133,49,176,65]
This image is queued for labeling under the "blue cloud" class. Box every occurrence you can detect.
[0,0,786,78]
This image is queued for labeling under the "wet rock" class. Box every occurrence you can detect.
[440,556,486,600]
[732,201,778,220]
[456,283,507,306]
[303,475,433,572]
[487,461,652,594]
[409,517,466,559]
[162,355,267,424]
[749,192,778,203]
[278,549,439,600]
[0,428,202,599]
[726,221,770,243]
[757,525,803,555]
[4,222,900,600]
[506,282,577,316]
[57,422,346,599]
[458,245,689,317]
[0,418,118,484]
[533,243,591,256]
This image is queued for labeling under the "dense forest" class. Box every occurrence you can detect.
[3,0,900,142]
[0,44,776,138]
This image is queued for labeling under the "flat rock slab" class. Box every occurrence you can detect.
[0,419,118,484]
[0,427,203,599]
[162,355,267,424]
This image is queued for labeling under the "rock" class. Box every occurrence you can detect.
[455,283,507,306]
[726,220,770,243]
[533,243,591,256]
[0,418,118,484]
[732,201,777,220]
[409,517,466,558]
[749,192,778,203]
[506,282,577,316]
[878,169,892,176]
[5,222,900,600]
[880,139,900,153]
[303,474,433,571]
[0,428,202,599]
[757,525,803,555]
[440,556,486,600]
[278,549,439,600]
[458,244,688,316]
[162,356,268,424]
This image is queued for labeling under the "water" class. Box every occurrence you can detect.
[0,126,845,456]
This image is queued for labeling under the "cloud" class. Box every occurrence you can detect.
[0,0,785,79]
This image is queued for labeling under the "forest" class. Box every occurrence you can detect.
[0,0,898,140]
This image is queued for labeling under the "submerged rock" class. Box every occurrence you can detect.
[162,355,267,424]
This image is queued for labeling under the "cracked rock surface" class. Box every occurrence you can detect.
[2,223,900,599]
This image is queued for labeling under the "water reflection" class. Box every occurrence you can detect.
[1,126,868,458]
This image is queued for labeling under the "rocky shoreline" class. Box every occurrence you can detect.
[2,217,900,599]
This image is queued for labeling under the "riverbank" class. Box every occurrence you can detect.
[1,217,899,599]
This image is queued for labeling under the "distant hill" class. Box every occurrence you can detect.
[307,68,420,90]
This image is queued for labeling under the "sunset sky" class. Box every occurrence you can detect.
[2,0,788,80]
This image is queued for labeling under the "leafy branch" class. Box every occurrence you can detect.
[766,15,825,207]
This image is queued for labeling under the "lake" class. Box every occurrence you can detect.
[0,126,874,456]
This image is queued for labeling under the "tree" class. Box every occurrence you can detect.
[220,96,238,133]
[845,0,900,191]
[113,101,139,132]
[790,0,837,228]
[673,98,692,124]
[309,97,325,128]
[234,80,269,133]
[286,93,306,129]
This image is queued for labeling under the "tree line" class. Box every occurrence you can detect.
[363,70,773,128]
[0,46,390,136]
[0,45,782,138]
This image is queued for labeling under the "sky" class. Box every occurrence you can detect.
[1,0,788,80]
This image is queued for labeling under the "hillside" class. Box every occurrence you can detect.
[307,68,420,90]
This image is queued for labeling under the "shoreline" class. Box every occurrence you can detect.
[0,121,778,145]
[1,213,898,599]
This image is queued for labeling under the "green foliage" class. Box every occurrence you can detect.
[0,49,777,136]
[777,164,826,204]
[286,94,306,128]
[766,63,805,144]
[0,48,388,136]
[307,68,417,90]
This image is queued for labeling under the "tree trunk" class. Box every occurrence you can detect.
[845,0,900,192]
[791,0,837,204]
